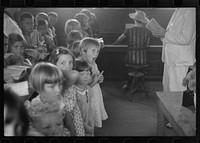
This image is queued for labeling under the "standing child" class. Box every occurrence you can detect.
[79,37,108,128]
[74,60,95,136]
[50,47,85,136]
[25,62,76,136]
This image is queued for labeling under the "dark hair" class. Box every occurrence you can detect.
[74,13,88,28]
[37,19,48,26]
[19,12,33,23]
[66,30,83,46]
[75,60,92,74]
[4,88,29,136]
[49,46,76,69]
[8,33,25,52]
[70,40,81,58]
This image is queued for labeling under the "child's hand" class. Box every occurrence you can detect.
[85,125,94,135]
[98,71,104,83]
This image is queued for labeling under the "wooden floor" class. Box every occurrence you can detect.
[94,81,176,136]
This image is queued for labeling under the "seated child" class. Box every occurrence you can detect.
[70,40,81,60]
[74,13,90,38]
[4,33,32,67]
[37,19,56,53]
[26,100,68,136]
[25,62,76,136]
[66,30,83,48]
[64,19,81,36]
[74,60,95,136]
[19,12,40,48]
[48,12,58,46]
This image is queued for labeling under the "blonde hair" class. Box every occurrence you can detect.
[29,62,63,92]
[64,19,81,35]
[26,100,64,122]
[79,37,100,53]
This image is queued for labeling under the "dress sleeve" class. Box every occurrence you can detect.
[164,9,196,45]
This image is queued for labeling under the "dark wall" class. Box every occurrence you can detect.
[18,8,175,46]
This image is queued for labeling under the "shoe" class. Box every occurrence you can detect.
[166,123,173,129]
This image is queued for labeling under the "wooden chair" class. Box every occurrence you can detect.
[122,26,150,101]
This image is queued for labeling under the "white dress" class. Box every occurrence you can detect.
[90,62,108,127]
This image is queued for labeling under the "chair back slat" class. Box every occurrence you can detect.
[125,26,150,66]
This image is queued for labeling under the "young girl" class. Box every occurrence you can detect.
[50,47,85,136]
[4,33,32,67]
[79,37,108,128]
[25,62,76,136]
[74,60,95,136]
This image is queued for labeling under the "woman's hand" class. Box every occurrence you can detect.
[152,27,166,38]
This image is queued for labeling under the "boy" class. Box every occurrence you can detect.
[19,12,39,47]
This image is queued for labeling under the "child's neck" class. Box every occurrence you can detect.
[76,84,86,90]
[23,30,31,36]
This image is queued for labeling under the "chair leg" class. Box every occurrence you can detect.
[122,76,132,95]
[142,76,148,97]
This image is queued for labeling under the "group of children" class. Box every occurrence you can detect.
[4,9,107,136]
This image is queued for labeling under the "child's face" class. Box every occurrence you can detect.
[20,18,34,33]
[37,25,48,35]
[10,41,24,57]
[48,16,57,26]
[34,112,64,136]
[78,70,91,85]
[40,82,63,102]
[83,45,100,64]
[56,54,73,71]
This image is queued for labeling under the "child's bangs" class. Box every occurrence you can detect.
[44,68,63,84]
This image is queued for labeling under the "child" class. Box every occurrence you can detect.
[19,12,39,48]
[26,100,67,136]
[37,19,56,53]
[66,30,83,48]
[70,40,81,60]
[64,19,81,36]
[25,62,76,136]
[49,47,85,136]
[74,60,95,136]
[74,13,90,37]
[35,12,49,22]
[4,33,32,67]
[79,37,108,128]
[48,12,58,46]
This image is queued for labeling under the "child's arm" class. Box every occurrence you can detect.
[89,71,104,87]
[63,111,76,136]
